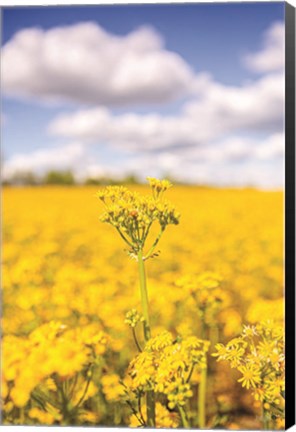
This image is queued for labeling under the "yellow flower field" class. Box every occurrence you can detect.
[2,185,284,428]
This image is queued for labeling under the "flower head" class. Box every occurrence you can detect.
[126,330,209,407]
[97,178,180,257]
[237,364,261,389]
[125,309,144,328]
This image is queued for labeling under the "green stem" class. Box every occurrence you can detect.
[198,366,207,428]
[144,227,165,260]
[115,227,133,248]
[125,399,145,427]
[200,312,207,340]
[209,324,219,351]
[74,366,93,408]
[33,388,60,409]
[178,405,190,428]
[262,403,270,430]
[137,249,155,427]
[146,391,156,427]
[132,327,142,352]
[137,249,151,341]
[186,364,195,383]
[69,374,78,400]
[141,221,152,243]
[20,408,25,425]
[58,381,72,425]
[138,394,146,426]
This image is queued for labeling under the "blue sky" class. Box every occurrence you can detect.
[2,3,283,84]
[1,2,285,187]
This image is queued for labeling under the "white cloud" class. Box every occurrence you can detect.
[184,72,284,141]
[2,20,285,189]
[83,134,284,188]
[179,159,283,189]
[1,22,195,106]
[2,133,284,188]
[243,21,284,73]
[48,71,284,151]
[171,132,284,188]
[2,143,85,179]
[45,64,284,188]
[177,133,284,163]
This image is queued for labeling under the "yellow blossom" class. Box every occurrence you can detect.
[237,364,261,389]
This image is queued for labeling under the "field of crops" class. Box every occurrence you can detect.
[2,183,284,429]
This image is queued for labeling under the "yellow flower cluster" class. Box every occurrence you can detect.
[97,178,180,255]
[124,309,144,328]
[147,177,172,197]
[2,320,108,410]
[166,379,193,410]
[128,331,209,409]
[213,320,285,422]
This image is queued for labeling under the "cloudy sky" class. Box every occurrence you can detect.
[1,2,285,187]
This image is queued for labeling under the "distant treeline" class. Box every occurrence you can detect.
[2,170,184,187]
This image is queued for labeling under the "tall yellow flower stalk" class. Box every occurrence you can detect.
[97,178,180,427]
